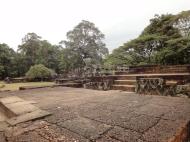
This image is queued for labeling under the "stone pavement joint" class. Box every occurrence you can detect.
[0,87,189,142]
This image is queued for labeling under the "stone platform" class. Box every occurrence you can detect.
[0,87,189,142]
[111,65,190,92]
[0,96,50,127]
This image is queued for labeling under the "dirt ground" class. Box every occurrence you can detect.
[0,81,55,91]
[0,87,190,142]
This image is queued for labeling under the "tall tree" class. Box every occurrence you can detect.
[18,33,63,73]
[173,10,190,37]
[18,33,41,69]
[0,43,16,79]
[105,11,190,66]
[62,20,108,70]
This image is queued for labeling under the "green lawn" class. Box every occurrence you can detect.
[0,81,55,91]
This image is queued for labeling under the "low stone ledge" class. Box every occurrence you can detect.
[168,121,190,142]
[0,96,51,126]
[19,85,53,90]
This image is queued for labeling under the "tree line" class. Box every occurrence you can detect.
[1,10,190,80]
[0,20,108,79]
[104,10,190,66]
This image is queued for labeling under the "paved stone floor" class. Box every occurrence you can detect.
[0,87,190,142]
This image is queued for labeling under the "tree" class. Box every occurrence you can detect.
[18,33,63,73]
[35,40,62,73]
[62,20,108,70]
[26,64,54,81]
[0,43,16,79]
[18,33,41,69]
[142,14,181,38]
[173,10,190,37]
[154,37,190,64]
[105,34,166,66]
[12,53,29,77]
[105,10,190,66]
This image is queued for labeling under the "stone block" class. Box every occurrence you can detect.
[0,96,23,105]
[7,110,51,126]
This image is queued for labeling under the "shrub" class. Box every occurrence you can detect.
[26,64,54,81]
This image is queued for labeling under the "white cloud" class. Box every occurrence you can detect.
[0,0,189,52]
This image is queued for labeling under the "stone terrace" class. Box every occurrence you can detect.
[0,87,190,142]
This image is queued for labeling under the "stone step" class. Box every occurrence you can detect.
[115,70,189,75]
[114,65,190,75]
[0,96,51,126]
[114,80,136,85]
[7,109,50,126]
[112,85,135,92]
[115,69,190,75]
[113,75,136,80]
[111,73,190,81]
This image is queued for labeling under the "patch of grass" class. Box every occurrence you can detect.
[0,81,55,91]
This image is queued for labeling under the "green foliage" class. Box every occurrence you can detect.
[18,33,62,74]
[1,21,109,78]
[26,64,54,80]
[1,11,189,79]
[0,65,4,78]
[154,37,190,64]
[105,10,190,66]
[0,43,17,79]
[142,14,181,38]
[18,33,41,67]
[2,30,102,78]
[62,20,109,71]
[173,10,190,37]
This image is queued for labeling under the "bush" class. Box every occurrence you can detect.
[26,64,54,81]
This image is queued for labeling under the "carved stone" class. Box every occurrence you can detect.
[136,77,177,96]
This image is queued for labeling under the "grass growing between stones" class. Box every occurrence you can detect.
[0,81,55,91]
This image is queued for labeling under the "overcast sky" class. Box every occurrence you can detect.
[0,0,190,52]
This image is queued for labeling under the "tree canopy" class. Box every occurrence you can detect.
[0,20,108,79]
[0,43,17,79]
[18,33,62,73]
[0,11,190,80]
[105,10,190,66]
[61,20,109,71]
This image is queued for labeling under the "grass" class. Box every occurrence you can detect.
[0,81,55,91]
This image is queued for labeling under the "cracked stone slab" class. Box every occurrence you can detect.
[123,114,160,133]
[142,119,185,142]
[45,107,77,124]
[6,121,89,142]
[162,104,190,121]
[7,109,51,126]
[0,87,190,142]
[80,104,137,126]
[58,117,112,140]
[47,124,90,142]
[104,94,152,107]
[104,126,142,142]
[134,104,170,117]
